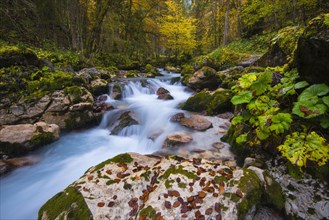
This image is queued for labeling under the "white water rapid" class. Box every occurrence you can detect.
[0,70,192,219]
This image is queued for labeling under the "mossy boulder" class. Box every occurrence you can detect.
[39,153,280,220]
[144,64,161,77]
[184,66,221,90]
[182,89,233,115]
[256,26,304,67]
[0,45,41,68]
[0,122,60,158]
[295,13,329,84]
[90,79,108,96]
[38,186,92,220]
[110,111,139,135]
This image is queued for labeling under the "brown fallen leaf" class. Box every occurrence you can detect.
[215,203,221,213]
[236,189,243,198]
[87,176,93,181]
[168,190,180,197]
[205,208,213,215]
[164,201,172,209]
[97,202,105,207]
[198,191,207,198]
[173,201,181,208]
[108,201,115,207]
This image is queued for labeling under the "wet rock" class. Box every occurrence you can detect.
[295,14,329,84]
[243,157,264,168]
[91,79,108,96]
[185,66,221,91]
[0,122,60,157]
[111,112,138,135]
[109,83,123,100]
[156,87,174,100]
[163,132,193,148]
[46,90,71,112]
[181,89,233,115]
[39,153,284,220]
[180,115,212,131]
[170,113,185,122]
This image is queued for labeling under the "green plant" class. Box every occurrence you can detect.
[229,67,329,168]
[278,132,329,167]
[292,84,329,119]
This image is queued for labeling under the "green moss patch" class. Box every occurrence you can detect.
[237,169,262,220]
[30,132,55,147]
[38,187,92,220]
[94,153,133,170]
[160,165,197,180]
[139,206,156,220]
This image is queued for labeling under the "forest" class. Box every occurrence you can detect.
[0,0,329,220]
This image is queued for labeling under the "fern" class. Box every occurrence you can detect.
[278,132,329,167]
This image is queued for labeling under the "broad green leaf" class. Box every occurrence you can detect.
[294,81,309,89]
[236,134,248,144]
[251,71,273,95]
[232,116,243,125]
[298,84,329,101]
[256,127,270,140]
[278,132,329,167]
[237,74,257,89]
[320,117,329,129]
[293,100,327,118]
[323,96,329,107]
[231,91,253,105]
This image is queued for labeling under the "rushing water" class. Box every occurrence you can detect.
[0,70,191,220]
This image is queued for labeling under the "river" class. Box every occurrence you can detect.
[0,70,192,219]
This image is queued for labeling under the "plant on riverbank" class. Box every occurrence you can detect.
[229,67,329,168]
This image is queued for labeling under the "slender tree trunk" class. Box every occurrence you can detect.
[86,0,111,56]
[223,0,230,46]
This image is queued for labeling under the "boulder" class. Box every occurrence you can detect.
[256,26,304,67]
[180,115,213,131]
[109,83,123,100]
[110,112,139,135]
[0,46,41,68]
[170,113,185,122]
[182,89,233,115]
[0,122,60,157]
[185,66,221,90]
[39,153,284,220]
[91,79,108,96]
[0,156,38,175]
[163,132,193,148]
[156,87,174,100]
[295,14,329,84]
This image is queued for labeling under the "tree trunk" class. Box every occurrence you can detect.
[223,0,230,46]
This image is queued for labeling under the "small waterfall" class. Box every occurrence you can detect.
[0,69,192,219]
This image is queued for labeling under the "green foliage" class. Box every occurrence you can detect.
[230,67,329,169]
[292,84,329,119]
[278,132,329,167]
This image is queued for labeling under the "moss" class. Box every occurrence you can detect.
[106,179,115,185]
[64,86,84,104]
[214,175,228,184]
[123,182,132,190]
[237,169,262,220]
[287,163,304,179]
[206,89,233,115]
[169,155,185,162]
[165,179,175,189]
[139,206,156,220]
[263,171,285,210]
[64,111,99,130]
[272,26,304,57]
[141,171,151,181]
[94,153,133,170]
[38,187,92,220]
[30,132,55,147]
[181,90,213,112]
[178,182,187,189]
[160,165,197,180]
